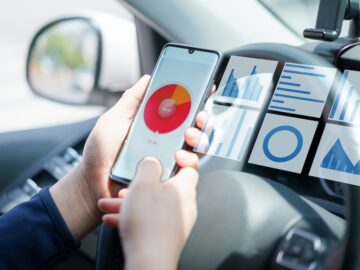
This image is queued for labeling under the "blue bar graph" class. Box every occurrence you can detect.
[282,69,326,77]
[272,99,284,104]
[226,110,247,157]
[276,87,311,94]
[278,81,301,87]
[329,70,349,118]
[269,62,336,118]
[222,69,238,97]
[215,143,222,156]
[274,93,324,103]
[222,66,263,102]
[284,63,315,70]
[329,70,360,124]
[193,104,258,161]
[269,105,295,112]
[237,127,253,160]
[350,100,360,122]
[339,86,355,120]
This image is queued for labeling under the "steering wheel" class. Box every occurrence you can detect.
[96,43,360,270]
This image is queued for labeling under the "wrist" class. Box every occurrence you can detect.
[50,165,101,241]
[75,163,103,223]
[125,247,178,270]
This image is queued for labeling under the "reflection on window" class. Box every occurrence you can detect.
[259,0,319,37]
[259,0,350,38]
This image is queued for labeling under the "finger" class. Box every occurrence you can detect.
[185,128,202,147]
[209,84,217,97]
[175,149,199,169]
[170,166,199,189]
[132,157,163,187]
[195,111,208,130]
[109,75,150,119]
[98,198,123,213]
[118,188,128,198]
[102,214,120,228]
[185,128,209,150]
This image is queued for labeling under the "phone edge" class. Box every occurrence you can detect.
[109,43,223,184]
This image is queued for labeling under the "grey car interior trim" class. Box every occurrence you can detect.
[0,118,97,192]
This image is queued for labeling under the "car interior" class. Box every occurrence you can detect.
[1,0,360,269]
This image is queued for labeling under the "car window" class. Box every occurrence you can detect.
[259,0,350,38]
[0,0,133,132]
[124,0,303,51]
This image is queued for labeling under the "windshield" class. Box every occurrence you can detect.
[259,0,350,38]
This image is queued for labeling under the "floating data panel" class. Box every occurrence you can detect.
[194,104,259,161]
[214,56,278,108]
[268,63,337,118]
[310,124,360,186]
[249,114,318,173]
[328,70,360,125]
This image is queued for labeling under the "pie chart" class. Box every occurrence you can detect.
[144,84,192,133]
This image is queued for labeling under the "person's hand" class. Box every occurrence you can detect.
[98,110,209,227]
[99,152,199,270]
[50,75,150,240]
[98,110,208,270]
[79,75,151,202]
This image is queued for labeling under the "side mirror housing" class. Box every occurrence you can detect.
[27,13,140,105]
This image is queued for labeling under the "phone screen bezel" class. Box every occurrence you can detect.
[110,43,221,185]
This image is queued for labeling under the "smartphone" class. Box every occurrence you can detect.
[110,43,221,184]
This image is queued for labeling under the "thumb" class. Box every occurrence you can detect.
[110,74,150,119]
[132,157,163,187]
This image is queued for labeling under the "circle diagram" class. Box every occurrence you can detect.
[262,125,303,163]
[144,84,191,133]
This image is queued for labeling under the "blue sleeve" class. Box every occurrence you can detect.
[0,188,80,269]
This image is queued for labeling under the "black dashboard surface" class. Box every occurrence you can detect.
[0,118,97,192]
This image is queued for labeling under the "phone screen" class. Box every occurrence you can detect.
[111,45,220,182]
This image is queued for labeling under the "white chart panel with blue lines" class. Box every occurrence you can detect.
[329,70,360,125]
[194,104,259,161]
[310,124,360,186]
[215,56,278,109]
[268,63,337,118]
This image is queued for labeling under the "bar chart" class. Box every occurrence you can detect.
[193,104,259,161]
[215,56,278,108]
[268,63,336,118]
[329,70,360,125]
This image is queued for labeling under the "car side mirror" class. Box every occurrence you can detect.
[26,14,140,105]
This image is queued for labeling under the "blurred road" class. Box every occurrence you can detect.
[0,0,131,132]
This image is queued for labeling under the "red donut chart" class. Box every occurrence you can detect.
[144,84,191,133]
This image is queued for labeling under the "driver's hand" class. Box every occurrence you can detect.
[98,110,209,227]
[50,75,150,240]
[98,114,207,269]
[99,153,199,270]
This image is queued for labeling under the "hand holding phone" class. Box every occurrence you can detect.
[111,44,221,184]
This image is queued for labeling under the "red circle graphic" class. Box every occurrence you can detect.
[144,84,191,133]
